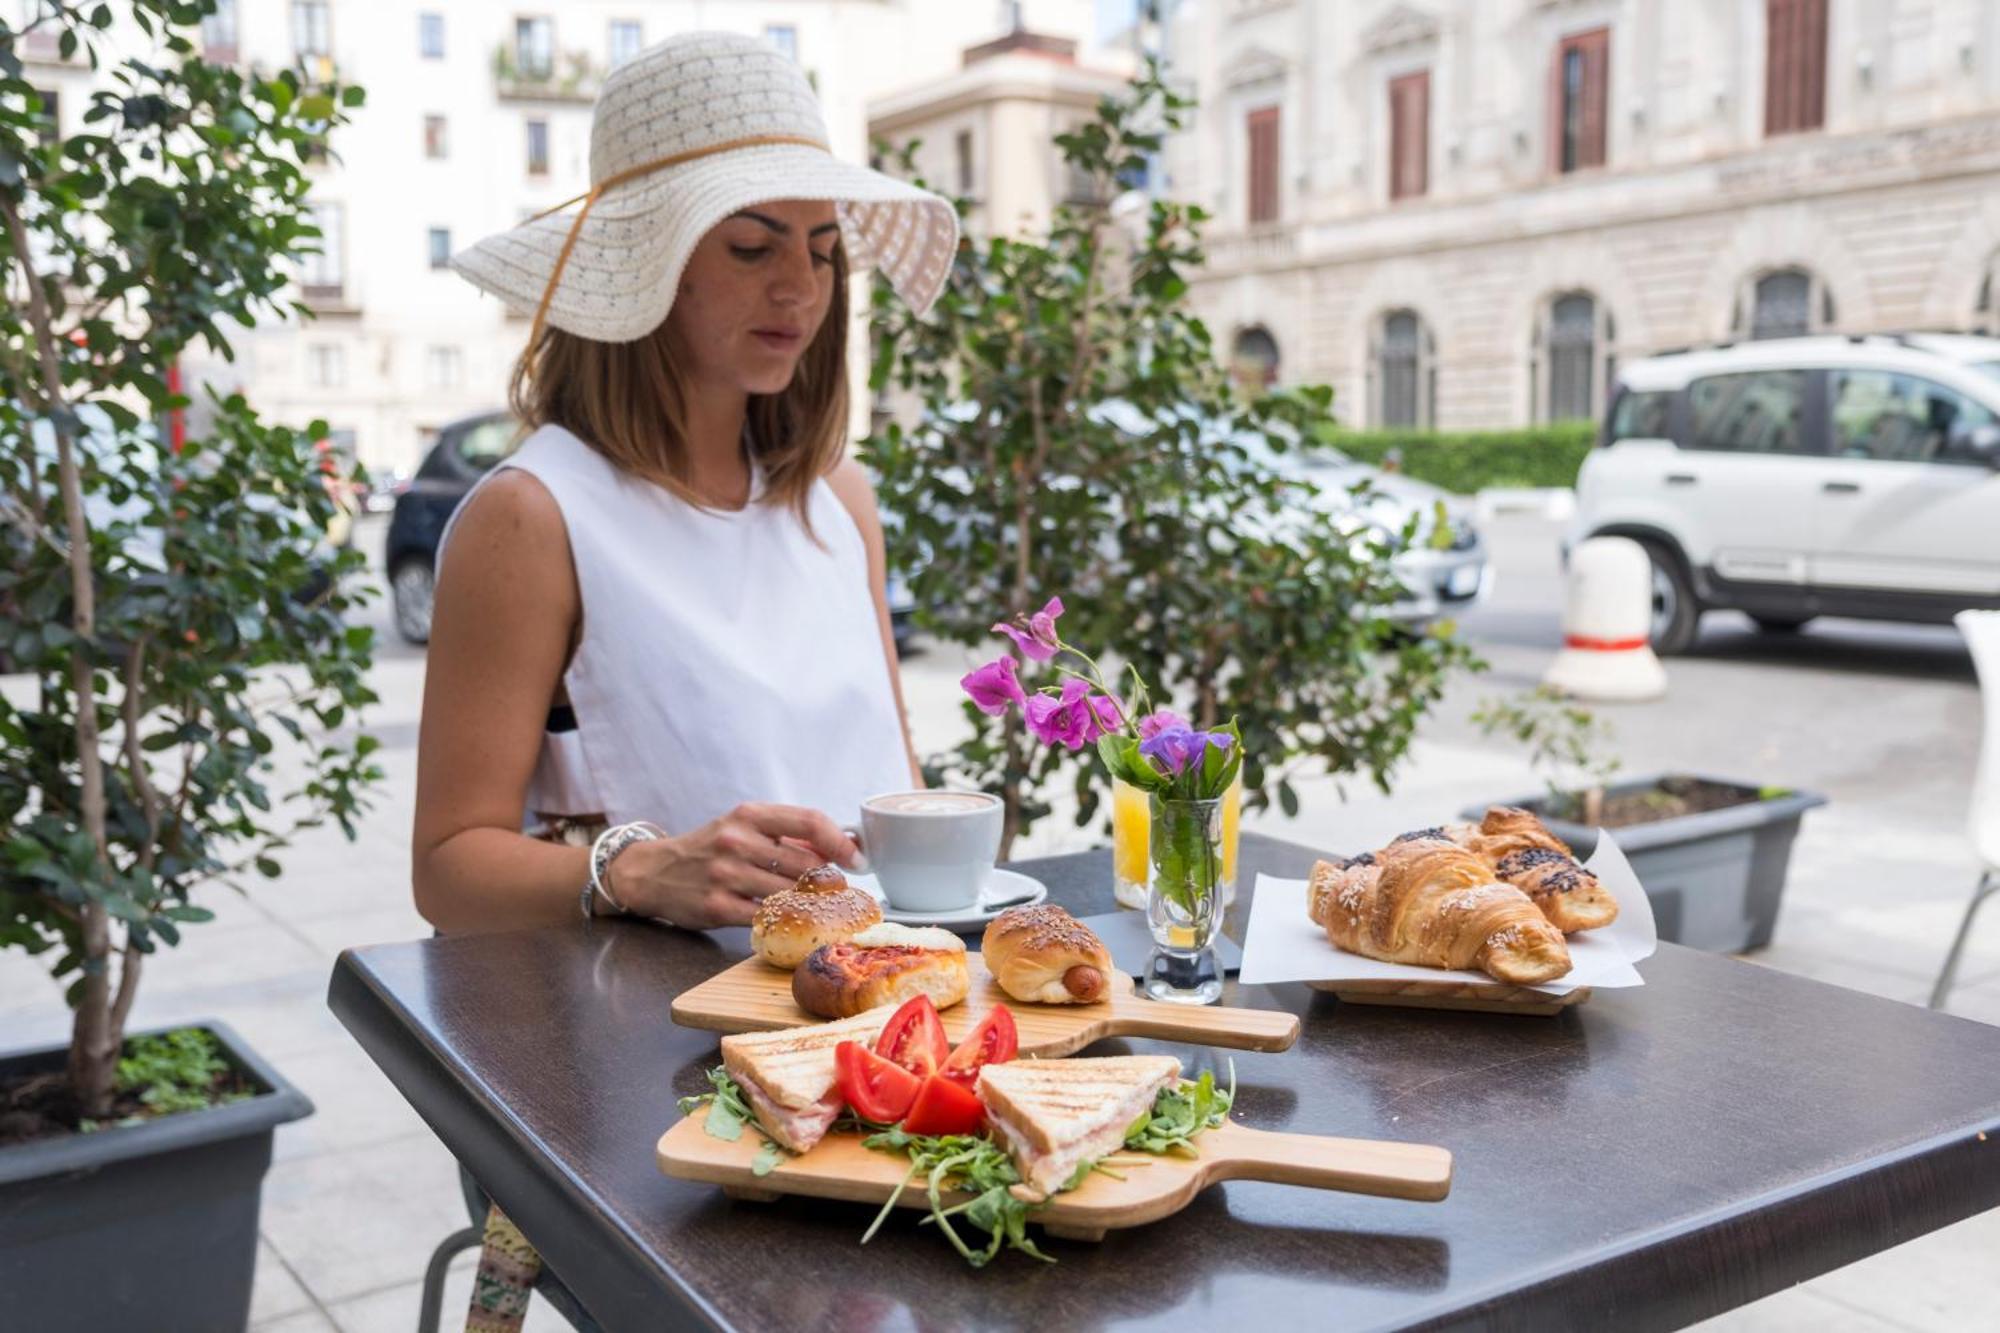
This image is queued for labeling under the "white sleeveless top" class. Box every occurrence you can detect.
[443,424,911,835]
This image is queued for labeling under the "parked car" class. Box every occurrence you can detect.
[386,412,919,647]
[1570,333,2000,653]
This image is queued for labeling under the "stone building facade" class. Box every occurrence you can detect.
[1161,0,2000,429]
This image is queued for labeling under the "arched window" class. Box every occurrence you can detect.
[1531,291,1614,422]
[1230,325,1281,396]
[1373,309,1434,428]
[1734,266,1834,340]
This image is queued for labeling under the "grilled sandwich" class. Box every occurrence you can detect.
[719,1005,899,1152]
[975,1056,1182,1196]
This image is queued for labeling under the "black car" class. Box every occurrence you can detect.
[386,411,519,644]
[386,411,918,649]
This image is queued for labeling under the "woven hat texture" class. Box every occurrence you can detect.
[452,31,958,343]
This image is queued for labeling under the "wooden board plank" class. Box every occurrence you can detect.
[671,953,1299,1054]
[656,1112,1452,1240]
[1309,978,1592,1016]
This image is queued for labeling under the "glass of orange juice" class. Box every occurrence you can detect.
[1113,772,1241,909]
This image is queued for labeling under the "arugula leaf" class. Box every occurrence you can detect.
[678,1065,756,1143]
[750,1140,785,1177]
[1124,1063,1236,1156]
[860,1127,1054,1267]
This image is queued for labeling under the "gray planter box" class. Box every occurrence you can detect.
[1463,775,1827,953]
[0,1019,313,1333]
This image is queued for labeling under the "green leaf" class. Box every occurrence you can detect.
[750,1140,785,1176]
[254,856,282,878]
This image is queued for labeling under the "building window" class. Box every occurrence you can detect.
[1231,326,1280,397]
[428,227,452,270]
[525,119,549,175]
[306,343,347,389]
[1738,267,1833,340]
[424,114,448,159]
[1246,105,1280,225]
[766,24,798,62]
[954,129,974,197]
[609,20,643,68]
[426,345,464,391]
[1534,292,1612,422]
[1374,309,1434,428]
[29,86,57,139]
[292,0,331,60]
[1388,70,1429,202]
[202,0,239,63]
[1552,28,1609,174]
[302,201,344,297]
[419,12,444,59]
[515,16,554,80]
[1765,0,1827,136]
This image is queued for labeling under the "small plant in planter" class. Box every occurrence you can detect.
[1468,687,1825,953]
[1,3,376,1323]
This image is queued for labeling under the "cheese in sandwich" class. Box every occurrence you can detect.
[718,1005,899,1153]
[975,1055,1182,1196]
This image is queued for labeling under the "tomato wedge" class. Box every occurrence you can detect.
[900,1072,985,1136]
[938,1005,1018,1090]
[834,1041,922,1124]
[874,994,950,1077]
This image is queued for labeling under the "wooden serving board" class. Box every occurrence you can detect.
[656,1113,1451,1242]
[672,953,1299,1054]
[1310,977,1592,1016]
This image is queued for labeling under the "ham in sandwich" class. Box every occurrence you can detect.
[718,1005,898,1153]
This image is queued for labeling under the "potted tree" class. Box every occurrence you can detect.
[0,4,378,1326]
[863,63,1472,857]
[1469,688,1825,952]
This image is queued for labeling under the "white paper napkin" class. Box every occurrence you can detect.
[1237,831,1659,994]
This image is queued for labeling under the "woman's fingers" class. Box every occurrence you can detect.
[735,803,862,868]
[699,888,761,928]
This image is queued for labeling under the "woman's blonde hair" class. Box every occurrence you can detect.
[507,249,851,534]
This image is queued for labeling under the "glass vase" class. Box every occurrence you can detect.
[1143,794,1226,1005]
[1114,775,1241,911]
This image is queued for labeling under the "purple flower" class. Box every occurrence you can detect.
[1090,694,1125,733]
[992,596,1065,663]
[1139,726,1234,778]
[960,656,1027,717]
[1136,709,1188,742]
[1024,678,1116,751]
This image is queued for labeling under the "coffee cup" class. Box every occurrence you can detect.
[854,790,1002,913]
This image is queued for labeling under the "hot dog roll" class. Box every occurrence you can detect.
[980,904,1114,1004]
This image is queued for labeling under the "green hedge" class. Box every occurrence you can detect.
[1318,422,1597,494]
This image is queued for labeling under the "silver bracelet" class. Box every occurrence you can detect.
[582,821,667,921]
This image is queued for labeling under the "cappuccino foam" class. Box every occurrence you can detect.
[866,791,996,815]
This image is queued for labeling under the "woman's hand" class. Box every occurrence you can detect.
[607,803,862,929]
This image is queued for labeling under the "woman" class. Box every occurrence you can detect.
[412,32,959,937]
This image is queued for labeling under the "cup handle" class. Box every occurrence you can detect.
[840,823,871,874]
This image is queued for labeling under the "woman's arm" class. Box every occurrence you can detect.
[412,470,864,933]
[411,470,591,932]
[827,457,924,786]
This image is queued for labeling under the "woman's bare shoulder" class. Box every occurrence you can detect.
[823,456,881,533]
[435,467,576,613]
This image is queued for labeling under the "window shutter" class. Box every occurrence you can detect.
[1797,0,1826,132]
[1390,71,1429,201]
[1247,106,1280,224]
[1580,29,1609,169]
[1767,0,1825,135]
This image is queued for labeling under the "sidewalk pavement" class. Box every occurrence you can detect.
[1,511,1994,1331]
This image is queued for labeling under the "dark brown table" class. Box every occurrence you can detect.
[329,832,2000,1331]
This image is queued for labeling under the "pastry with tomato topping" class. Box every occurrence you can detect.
[980,904,1113,1004]
[717,1005,897,1152]
[749,866,884,970]
[791,923,971,1019]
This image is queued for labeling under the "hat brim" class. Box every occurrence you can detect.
[451,143,959,343]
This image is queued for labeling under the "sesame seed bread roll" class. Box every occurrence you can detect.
[979,904,1114,1004]
[750,867,883,970]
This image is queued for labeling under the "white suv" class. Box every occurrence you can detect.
[1569,333,2000,653]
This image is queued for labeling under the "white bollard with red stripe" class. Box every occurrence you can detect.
[1543,536,1667,701]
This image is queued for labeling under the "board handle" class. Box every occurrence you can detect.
[1204,1123,1452,1202]
[1109,998,1301,1052]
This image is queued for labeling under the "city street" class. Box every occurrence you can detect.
[2,506,1994,1332]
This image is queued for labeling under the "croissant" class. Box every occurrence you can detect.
[1307,842,1572,985]
[1450,807,1619,934]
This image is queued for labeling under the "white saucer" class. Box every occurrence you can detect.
[847,868,1049,932]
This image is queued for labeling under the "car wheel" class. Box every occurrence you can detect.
[391,558,436,646]
[1751,614,1814,634]
[1640,541,1701,656]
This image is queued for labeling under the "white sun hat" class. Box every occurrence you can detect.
[452,30,959,345]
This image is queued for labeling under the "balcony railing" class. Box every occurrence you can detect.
[493,43,601,103]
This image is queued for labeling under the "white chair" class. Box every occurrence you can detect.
[1931,610,2000,1009]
